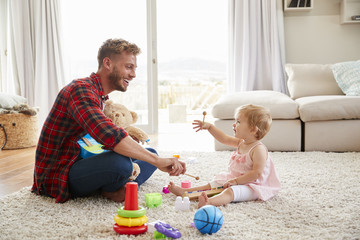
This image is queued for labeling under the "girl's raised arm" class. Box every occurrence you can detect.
[192,120,239,148]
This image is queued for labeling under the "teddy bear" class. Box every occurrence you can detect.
[128,163,140,181]
[103,100,149,181]
[103,100,149,144]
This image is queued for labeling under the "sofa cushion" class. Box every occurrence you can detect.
[212,90,299,120]
[331,60,360,96]
[285,64,344,99]
[296,95,360,122]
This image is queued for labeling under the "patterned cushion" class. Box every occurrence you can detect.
[331,60,360,96]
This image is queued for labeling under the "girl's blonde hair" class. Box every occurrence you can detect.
[235,104,272,140]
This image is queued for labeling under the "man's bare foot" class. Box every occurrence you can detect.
[198,191,210,208]
[168,181,186,196]
[101,186,126,202]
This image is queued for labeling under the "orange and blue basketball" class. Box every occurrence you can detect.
[194,205,223,234]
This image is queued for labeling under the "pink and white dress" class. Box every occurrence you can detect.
[213,142,281,201]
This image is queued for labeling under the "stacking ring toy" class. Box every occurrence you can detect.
[155,222,181,239]
[117,206,146,218]
[114,215,148,227]
[113,223,148,235]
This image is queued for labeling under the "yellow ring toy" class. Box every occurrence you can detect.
[114,215,148,227]
[117,206,146,218]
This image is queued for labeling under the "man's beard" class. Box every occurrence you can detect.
[109,67,127,92]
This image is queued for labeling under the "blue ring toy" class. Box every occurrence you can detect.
[155,222,181,239]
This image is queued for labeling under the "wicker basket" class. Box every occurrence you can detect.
[0,113,39,150]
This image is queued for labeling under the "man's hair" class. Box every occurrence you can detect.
[97,38,141,69]
[235,104,272,140]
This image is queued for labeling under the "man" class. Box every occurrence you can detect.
[32,39,186,203]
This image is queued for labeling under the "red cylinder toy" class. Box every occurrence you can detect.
[124,182,139,210]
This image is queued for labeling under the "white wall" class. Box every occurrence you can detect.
[284,0,360,64]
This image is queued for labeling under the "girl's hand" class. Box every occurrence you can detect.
[192,120,211,132]
[224,178,238,188]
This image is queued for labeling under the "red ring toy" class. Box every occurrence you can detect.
[113,223,148,235]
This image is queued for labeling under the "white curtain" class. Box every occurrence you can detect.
[0,0,13,93]
[8,0,66,124]
[228,0,287,93]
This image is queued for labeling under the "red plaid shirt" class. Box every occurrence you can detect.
[32,73,128,203]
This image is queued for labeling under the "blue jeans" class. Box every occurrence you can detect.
[68,148,158,198]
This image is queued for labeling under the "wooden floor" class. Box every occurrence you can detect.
[0,147,36,198]
[0,123,213,198]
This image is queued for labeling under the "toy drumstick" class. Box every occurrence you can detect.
[184,173,200,180]
[202,111,207,124]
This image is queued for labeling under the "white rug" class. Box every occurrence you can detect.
[1,151,360,240]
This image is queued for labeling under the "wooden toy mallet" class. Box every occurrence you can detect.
[184,173,200,180]
[202,111,207,124]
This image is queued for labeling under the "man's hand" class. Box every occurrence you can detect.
[130,135,140,143]
[157,157,186,176]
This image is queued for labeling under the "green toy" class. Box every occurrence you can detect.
[154,230,167,239]
[145,193,162,208]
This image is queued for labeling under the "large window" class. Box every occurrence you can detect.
[157,0,228,125]
[62,0,149,124]
[62,0,228,132]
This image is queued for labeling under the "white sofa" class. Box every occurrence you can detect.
[212,62,360,152]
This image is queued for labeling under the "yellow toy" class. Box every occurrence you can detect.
[183,188,224,201]
[114,215,148,227]
[104,100,149,144]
